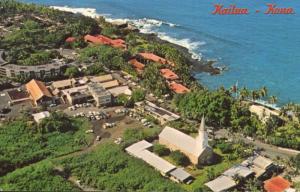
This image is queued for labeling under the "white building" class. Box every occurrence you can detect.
[32,111,50,123]
[159,117,213,165]
[87,83,111,107]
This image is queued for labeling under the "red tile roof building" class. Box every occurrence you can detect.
[65,37,76,43]
[169,81,190,94]
[129,59,145,73]
[160,68,179,80]
[138,53,175,66]
[84,35,126,49]
[264,176,292,192]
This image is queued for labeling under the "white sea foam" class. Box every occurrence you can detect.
[51,5,203,61]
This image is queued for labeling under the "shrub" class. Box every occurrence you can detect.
[153,144,170,156]
[170,150,190,166]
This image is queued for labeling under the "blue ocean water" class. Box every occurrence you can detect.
[22,0,300,105]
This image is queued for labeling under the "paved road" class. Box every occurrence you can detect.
[215,129,299,160]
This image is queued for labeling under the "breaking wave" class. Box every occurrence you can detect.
[51,5,204,61]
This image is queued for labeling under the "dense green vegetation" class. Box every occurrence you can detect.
[0,113,93,176]
[170,150,190,166]
[122,127,161,148]
[58,143,183,191]
[153,143,170,156]
[0,161,79,191]
[142,63,170,96]
[0,0,100,65]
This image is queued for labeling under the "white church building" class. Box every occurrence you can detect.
[159,117,214,165]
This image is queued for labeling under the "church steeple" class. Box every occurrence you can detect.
[196,116,209,152]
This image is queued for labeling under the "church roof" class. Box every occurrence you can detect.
[159,126,209,157]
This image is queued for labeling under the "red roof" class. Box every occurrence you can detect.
[160,68,179,80]
[65,37,76,43]
[168,81,190,94]
[264,176,291,192]
[138,53,175,66]
[129,59,145,71]
[84,35,126,48]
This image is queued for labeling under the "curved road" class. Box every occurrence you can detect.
[215,129,299,160]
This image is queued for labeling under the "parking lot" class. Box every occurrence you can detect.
[0,90,33,120]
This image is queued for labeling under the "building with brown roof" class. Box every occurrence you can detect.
[168,81,190,94]
[160,68,179,80]
[84,34,126,49]
[138,53,175,66]
[128,58,145,73]
[26,79,53,106]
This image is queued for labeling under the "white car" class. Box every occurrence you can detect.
[96,136,101,141]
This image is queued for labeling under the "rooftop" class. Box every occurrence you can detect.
[168,81,190,94]
[159,126,207,157]
[223,165,254,178]
[138,52,174,66]
[205,176,237,192]
[89,74,114,83]
[84,34,126,48]
[264,176,291,192]
[51,78,77,89]
[129,59,145,71]
[100,80,119,89]
[170,168,193,183]
[32,111,50,123]
[108,86,132,97]
[126,140,176,174]
[25,79,52,101]
[160,68,179,80]
[136,101,180,122]
[7,89,29,101]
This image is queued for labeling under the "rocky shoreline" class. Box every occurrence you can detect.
[138,33,222,75]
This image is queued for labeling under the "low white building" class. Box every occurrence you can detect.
[32,111,50,123]
[205,175,237,192]
[87,83,111,107]
[108,86,132,97]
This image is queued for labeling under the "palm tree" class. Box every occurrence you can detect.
[269,95,278,104]
[251,90,260,101]
[260,86,268,98]
[239,86,250,100]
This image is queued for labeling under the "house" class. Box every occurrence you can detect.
[89,74,114,83]
[84,34,126,49]
[51,78,77,91]
[138,53,175,66]
[128,58,145,72]
[7,89,30,104]
[26,79,53,106]
[65,37,76,43]
[223,165,254,179]
[168,81,190,94]
[61,85,91,105]
[170,168,193,184]
[160,68,179,80]
[264,176,295,192]
[32,111,50,123]
[126,140,193,184]
[205,175,237,192]
[100,80,119,89]
[159,117,214,165]
[241,155,275,178]
[108,86,132,97]
[87,83,112,107]
[135,101,180,124]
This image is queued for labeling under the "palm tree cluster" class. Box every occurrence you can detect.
[231,85,278,104]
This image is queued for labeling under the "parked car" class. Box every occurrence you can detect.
[96,135,101,141]
[85,129,94,133]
